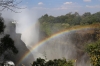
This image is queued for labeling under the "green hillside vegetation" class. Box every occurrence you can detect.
[39,12,100,36]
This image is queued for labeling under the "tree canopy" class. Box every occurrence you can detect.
[31,58,74,66]
[38,12,100,36]
[39,12,100,26]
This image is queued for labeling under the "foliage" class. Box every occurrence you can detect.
[85,40,100,66]
[0,16,5,33]
[0,35,18,55]
[0,16,18,56]
[39,12,100,25]
[39,12,100,37]
[31,58,74,66]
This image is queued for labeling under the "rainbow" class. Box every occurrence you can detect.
[17,24,99,65]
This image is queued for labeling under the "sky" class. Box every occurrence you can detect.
[19,0,100,17]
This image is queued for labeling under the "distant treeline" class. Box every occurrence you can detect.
[39,12,100,25]
[38,11,100,36]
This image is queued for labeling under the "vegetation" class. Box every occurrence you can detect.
[39,12,100,36]
[31,58,74,66]
[86,40,100,66]
[84,26,100,66]
[0,16,18,57]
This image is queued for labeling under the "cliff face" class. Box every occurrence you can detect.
[37,27,100,66]
[70,28,100,62]
[4,22,34,66]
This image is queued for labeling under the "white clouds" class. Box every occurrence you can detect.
[64,2,73,5]
[38,2,43,5]
[32,2,82,15]
[86,5,100,8]
[83,0,91,2]
[57,2,81,10]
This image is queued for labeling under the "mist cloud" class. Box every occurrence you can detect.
[2,8,39,47]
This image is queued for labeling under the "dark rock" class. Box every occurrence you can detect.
[4,21,34,66]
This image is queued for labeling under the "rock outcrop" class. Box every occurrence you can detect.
[4,21,34,66]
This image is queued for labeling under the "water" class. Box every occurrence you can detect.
[32,29,95,66]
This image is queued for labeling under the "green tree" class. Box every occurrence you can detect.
[31,58,74,66]
[82,12,91,17]
[31,58,45,66]
[86,40,100,66]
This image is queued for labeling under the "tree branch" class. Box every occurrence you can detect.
[0,0,25,13]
